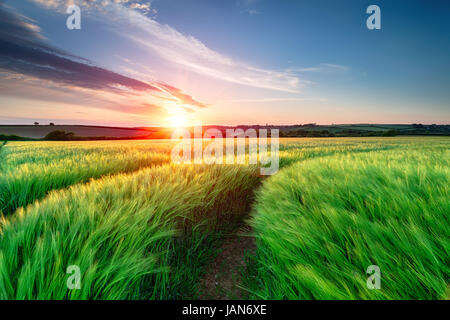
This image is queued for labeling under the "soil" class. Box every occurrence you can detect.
[199,225,256,300]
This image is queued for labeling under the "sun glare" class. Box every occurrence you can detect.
[167,114,188,127]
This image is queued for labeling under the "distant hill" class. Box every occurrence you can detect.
[0,125,163,139]
[278,123,450,137]
[0,124,449,140]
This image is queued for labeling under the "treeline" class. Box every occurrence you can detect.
[1,125,449,141]
[407,124,450,135]
[0,131,152,141]
[43,130,153,141]
[280,129,399,138]
[0,134,36,141]
[281,126,450,138]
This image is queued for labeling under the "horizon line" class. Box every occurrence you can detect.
[0,123,449,129]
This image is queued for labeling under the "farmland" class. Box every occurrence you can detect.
[1,124,449,141]
[0,137,448,299]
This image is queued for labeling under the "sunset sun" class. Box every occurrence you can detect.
[167,114,188,127]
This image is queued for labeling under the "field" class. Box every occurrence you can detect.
[0,137,448,299]
[1,124,449,141]
[0,125,158,139]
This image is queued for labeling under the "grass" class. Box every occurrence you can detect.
[277,136,450,168]
[249,144,449,299]
[0,137,448,300]
[0,141,6,170]
[0,138,400,216]
[0,141,176,216]
[0,163,260,299]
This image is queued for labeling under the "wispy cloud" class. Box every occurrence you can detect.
[288,63,349,73]
[237,0,262,16]
[0,3,205,116]
[321,64,349,71]
[109,3,302,93]
[14,0,347,118]
[31,0,155,14]
[221,97,327,103]
[34,0,303,93]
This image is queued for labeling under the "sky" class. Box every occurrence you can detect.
[0,0,449,127]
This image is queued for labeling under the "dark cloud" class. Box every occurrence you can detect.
[0,40,165,92]
[0,3,206,110]
[0,3,87,62]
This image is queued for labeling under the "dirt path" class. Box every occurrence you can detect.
[199,224,256,300]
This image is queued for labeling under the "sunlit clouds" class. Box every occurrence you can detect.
[31,0,305,93]
[0,0,321,126]
[1,0,449,125]
[0,2,205,123]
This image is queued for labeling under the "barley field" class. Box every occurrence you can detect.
[0,137,448,299]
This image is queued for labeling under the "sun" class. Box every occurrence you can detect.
[167,114,188,127]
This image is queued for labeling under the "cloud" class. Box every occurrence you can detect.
[320,64,349,71]
[0,3,206,116]
[129,3,150,12]
[30,0,303,93]
[106,3,302,93]
[237,0,262,15]
[31,0,156,15]
[16,0,346,111]
[288,63,349,73]
[221,97,327,103]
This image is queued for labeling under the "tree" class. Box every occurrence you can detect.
[382,129,397,137]
[44,130,76,141]
[34,122,39,126]
[49,123,55,126]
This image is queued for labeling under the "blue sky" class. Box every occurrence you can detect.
[0,0,449,126]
